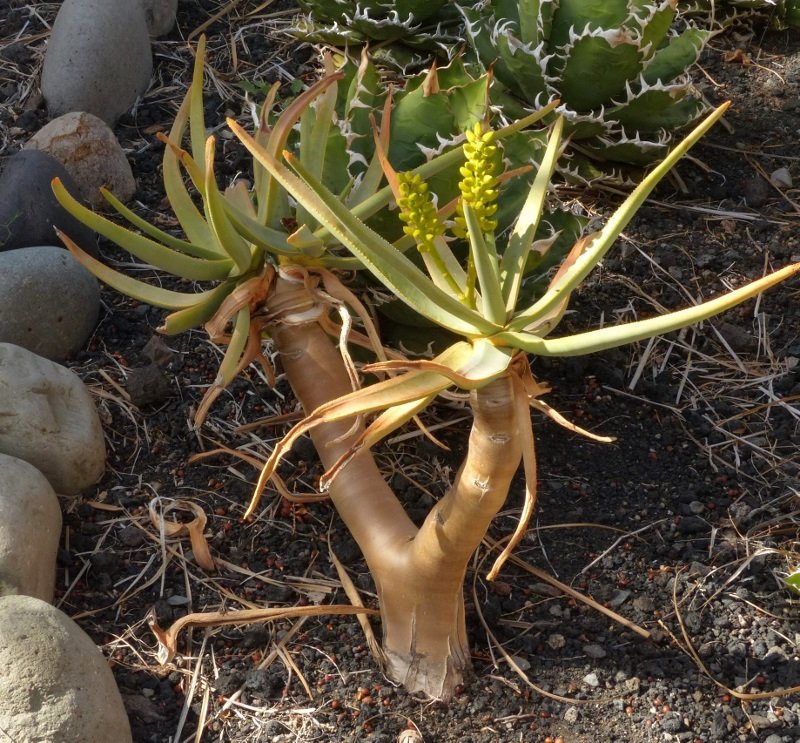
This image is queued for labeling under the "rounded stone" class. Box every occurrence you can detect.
[0,454,62,602]
[0,342,106,494]
[0,594,133,742]
[139,0,178,36]
[0,149,98,256]
[41,0,152,126]
[26,111,136,209]
[0,246,100,361]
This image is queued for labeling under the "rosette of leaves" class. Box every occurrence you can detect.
[460,0,714,182]
[289,0,466,70]
[678,0,800,29]
[230,98,800,699]
[52,38,562,424]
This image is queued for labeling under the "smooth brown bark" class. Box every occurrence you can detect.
[265,275,523,699]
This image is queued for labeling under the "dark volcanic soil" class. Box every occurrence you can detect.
[1,3,799,742]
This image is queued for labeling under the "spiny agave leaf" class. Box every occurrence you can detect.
[499,262,800,357]
[52,178,234,281]
[508,102,730,332]
[229,119,498,336]
[556,30,646,112]
[639,1,677,53]
[58,229,218,310]
[642,27,712,86]
[99,187,223,260]
[607,85,708,134]
[548,0,631,46]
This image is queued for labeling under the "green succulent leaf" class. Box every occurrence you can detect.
[498,261,800,356]
[52,178,234,280]
[509,102,731,333]
[57,229,219,311]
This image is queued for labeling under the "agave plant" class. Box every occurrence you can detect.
[228,100,800,699]
[460,0,714,181]
[289,0,466,70]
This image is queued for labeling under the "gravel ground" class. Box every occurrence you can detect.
[1,2,799,742]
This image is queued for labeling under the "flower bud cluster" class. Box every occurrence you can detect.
[454,122,500,238]
[396,171,444,253]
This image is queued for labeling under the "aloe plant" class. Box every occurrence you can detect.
[460,0,713,181]
[230,101,800,699]
[52,40,528,424]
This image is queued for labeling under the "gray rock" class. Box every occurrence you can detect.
[0,150,97,256]
[582,643,607,659]
[0,247,100,361]
[0,594,132,742]
[27,111,136,209]
[138,0,178,36]
[0,454,62,602]
[0,343,106,494]
[41,0,152,125]
[582,671,600,687]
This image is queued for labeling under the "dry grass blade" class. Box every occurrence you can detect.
[329,545,384,664]
[149,603,379,664]
[482,535,651,640]
[148,497,216,572]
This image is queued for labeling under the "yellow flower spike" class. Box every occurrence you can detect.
[454,122,501,239]
[395,171,444,255]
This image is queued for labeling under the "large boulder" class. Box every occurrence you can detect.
[26,111,136,209]
[0,454,62,602]
[0,594,133,742]
[0,343,106,494]
[41,0,152,126]
[0,246,101,362]
[0,149,97,255]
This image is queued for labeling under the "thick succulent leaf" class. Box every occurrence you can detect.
[463,204,506,325]
[161,99,217,250]
[493,27,551,103]
[160,282,237,335]
[189,36,208,173]
[556,32,646,111]
[52,178,234,280]
[365,339,515,389]
[548,0,631,47]
[501,116,564,314]
[498,262,800,356]
[99,187,222,260]
[203,138,254,274]
[642,27,712,86]
[58,230,217,310]
[607,86,708,134]
[509,102,730,332]
[639,1,676,54]
[230,119,499,336]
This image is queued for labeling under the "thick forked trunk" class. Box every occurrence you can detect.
[266,276,522,700]
[376,376,522,698]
